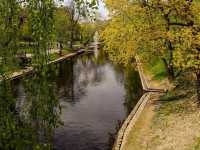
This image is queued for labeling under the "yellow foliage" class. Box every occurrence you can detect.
[101,0,146,66]
[101,0,200,73]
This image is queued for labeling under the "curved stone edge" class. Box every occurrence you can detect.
[113,92,151,150]
[113,55,160,150]
[136,56,166,93]
[120,92,151,149]
[135,55,149,91]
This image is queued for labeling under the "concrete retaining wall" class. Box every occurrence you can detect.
[113,56,158,150]
[114,93,151,150]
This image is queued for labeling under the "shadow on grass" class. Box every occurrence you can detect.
[153,71,167,81]
[156,89,196,116]
[159,91,187,102]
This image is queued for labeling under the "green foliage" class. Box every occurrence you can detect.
[54,7,71,46]
[0,0,60,149]
[194,137,200,150]
[0,0,21,75]
[27,0,55,63]
[102,0,200,75]
[144,55,167,80]
[0,0,99,149]
[101,0,200,101]
[80,23,96,45]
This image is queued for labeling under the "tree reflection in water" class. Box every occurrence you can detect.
[0,66,61,150]
[54,54,106,105]
[123,65,143,114]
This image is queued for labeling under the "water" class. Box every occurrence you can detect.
[53,53,143,150]
[0,51,143,150]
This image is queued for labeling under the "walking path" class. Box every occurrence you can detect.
[113,56,166,150]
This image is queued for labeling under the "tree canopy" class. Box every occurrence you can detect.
[101,0,200,100]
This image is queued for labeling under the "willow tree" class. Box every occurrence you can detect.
[0,0,21,75]
[0,0,98,149]
[0,0,59,149]
[80,23,96,46]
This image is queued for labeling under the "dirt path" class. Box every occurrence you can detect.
[123,93,160,150]
[114,56,168,150]
[122,59,200,150]
[121,67,166,150]
[119,55,170,150]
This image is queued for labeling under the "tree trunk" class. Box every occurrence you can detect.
[59,42,63,56]
[162,58,175,80]
[166,38,175,80]
[70,28,74,49]
[163,13,175,80]
[196,71,200,102]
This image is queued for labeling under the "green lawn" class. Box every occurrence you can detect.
[143,55,167,80]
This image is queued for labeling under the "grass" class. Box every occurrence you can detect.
[0,46,75,80]
[159,90,187,102]
[49,53,60,61]
[49,50,71,61]
[194,137,200,150]
[156,74,196,115]
[143,55,167,80]
[18,46,34,54]
[123,88,199,150]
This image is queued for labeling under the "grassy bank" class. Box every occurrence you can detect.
[0,49,75,80]
[49,50,71,61]
[140,55,171,89]
[123,55,199,150]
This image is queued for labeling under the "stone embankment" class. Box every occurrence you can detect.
[113,56,166,150]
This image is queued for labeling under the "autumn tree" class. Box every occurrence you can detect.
[171,1,200,101]
[101,0,200,101]
[101,0,146,65]
[141,0,200,101]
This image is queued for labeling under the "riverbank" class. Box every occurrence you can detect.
[120,56,200,150]
[113,56,167,150]
[0,50,86,81]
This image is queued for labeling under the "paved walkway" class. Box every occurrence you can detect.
[114,56,166,150]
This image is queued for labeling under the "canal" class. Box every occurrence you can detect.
[1,50,143,150]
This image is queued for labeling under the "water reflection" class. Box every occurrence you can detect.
[53,52,142,150]
[0,50,142,150]
[0,67,61,150]
[124,66,143,114]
